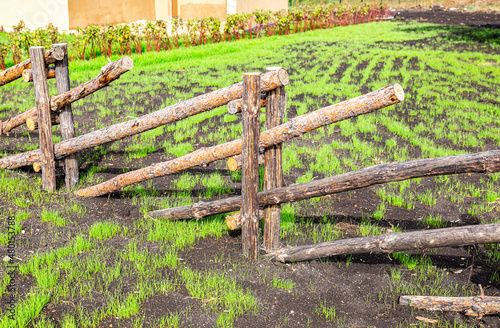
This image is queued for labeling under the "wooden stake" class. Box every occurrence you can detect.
[241,72,261,259]
[263,67,286,251]
[399,295,500,317]
[268,223,500,262]
[23,66,56,82]
[74,84,403,197]
[0,47,64,87]
[0,68,289,168]
[30,46,56,192]
[149,150,500,220]
[53,43,79,190]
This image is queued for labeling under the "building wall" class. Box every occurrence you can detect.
[68,0,156,29]
[0,0,70,31]
[176,0,226,21]
[236,0,288,14]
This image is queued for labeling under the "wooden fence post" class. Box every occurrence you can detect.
[53,43,79,190]
[263,67,286,251]
[241,72,261,259]
[30,46,56,192]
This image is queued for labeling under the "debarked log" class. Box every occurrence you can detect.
[399,295,500,316]
[23,66,56,82]
[148,150,500,220]
[227,94,267,114]
[75,83,404,197]
[0,56,133,135]
[267,223,500,262]
[0,47,64,87]
[26,114,60,130]
[0,68,289,169]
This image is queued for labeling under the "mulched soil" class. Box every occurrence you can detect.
[1,8,499,328]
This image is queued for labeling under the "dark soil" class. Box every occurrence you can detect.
[0,8,499,328]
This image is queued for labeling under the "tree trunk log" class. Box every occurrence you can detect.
[23,66,56,82]
[149,150,500,220]
[30,47,56,192]
[53,43,79,190]
[0,56,133,135]
[399,295,500,316]
[227,153,265,171]
[33,160,63,172]
[76,83,404,197]
[241,72,261,259]
[0,47,64,87]
[267,224,500,262]
[263,67,286,251]
[0,68,289,168]
[228,95,266,114]
[26,114,60,130]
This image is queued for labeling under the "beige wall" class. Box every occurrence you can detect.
[236,0,288,14]
[68,0,156,28]
[176,0,226,21]
[155,0,173,21]
[0,0,69,31]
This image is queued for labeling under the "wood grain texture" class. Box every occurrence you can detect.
[149,150,500,220]
[53,43,79,190]
[77,83,404,197]
[241,72,261,259]
[0,68,289,168]
[30,47,56,192]
[399,295,500,316]
[26,114,60,130]
[0,56,133,135]
[0,47,64,87]
[228,95,266,114]
[263,67,286,251]
[268,223,500,262]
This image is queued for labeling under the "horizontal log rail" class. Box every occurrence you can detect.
[399,295,500,317]
[267,223,500,262]
[0,56,133,135]
[0,68,289,169]
[26,114,60,131]
[75,83,404,197]
[227,153,265,171]
[23,66,56,82]
[148,150,500,220]
[0,48,64,87]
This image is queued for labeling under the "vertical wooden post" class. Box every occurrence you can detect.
[263,67,286,251]
[30,46,56,192]
[53,43,79,190]
[241,72,261,259]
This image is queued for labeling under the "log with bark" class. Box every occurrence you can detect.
[0,56,133,135]
[149,150,500,220]
[76,83,404,197]
[26,114,60,130]
[226,210,264,230]
[23,66,56,82]
[0,68,289,168]
[267,223,500,262]
[399,295,500,317]
[227,153,265,171]
[30,47,56,192]
[227,94,267,114]
[0,47,64,87]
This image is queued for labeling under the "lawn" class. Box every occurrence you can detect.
[0,12,499,327]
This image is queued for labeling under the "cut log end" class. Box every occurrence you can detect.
[22,69,31,82]
[52,47,65,61]
[225,214,238,230]
[227,157,239,171]
[394,83,405,102]
[277,68,289,86]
